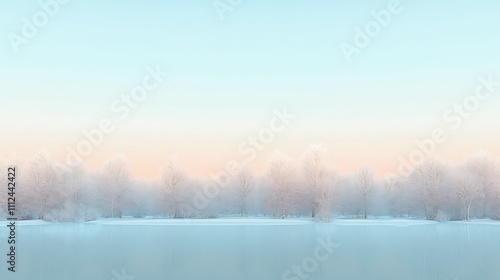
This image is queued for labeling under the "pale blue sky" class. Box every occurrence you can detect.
[1,0,499,115]
[1,0,499,177]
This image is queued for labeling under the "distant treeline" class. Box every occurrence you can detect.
[1,145,499,222]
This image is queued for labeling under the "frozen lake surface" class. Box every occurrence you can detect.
[1,218,499,280]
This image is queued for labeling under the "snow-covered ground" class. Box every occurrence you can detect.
[0,218,499,280]
[85,217,315,226]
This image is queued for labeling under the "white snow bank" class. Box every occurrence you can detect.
[0,220,51,226]
[1,218,497,226]
[87,218,315,226]
[448,219,500,225]
[330,219,439,227]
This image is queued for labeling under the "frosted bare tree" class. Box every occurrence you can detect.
[384,176,415,217]
[236,164,255,217]
[267,152,297,219]
[0,161,7,215]
[66,162,88,207]
[160,157,186,218]
[28,151,59,219]
[409,158,447,220]
[0,161,5,181]
[315,168,341,221]
[356,165,374,219]
[43,162,94,222]
[459,153,498,219]
[302,144,327,218]
[455,172,480,221]
[99,156,131,218]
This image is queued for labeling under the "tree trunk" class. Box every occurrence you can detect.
[466,203,471,221]
[363,195,367,219]
[241,199,247,217]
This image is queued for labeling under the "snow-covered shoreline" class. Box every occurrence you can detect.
[1,218,498,226]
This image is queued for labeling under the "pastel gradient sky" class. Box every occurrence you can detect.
[1,0,499,179]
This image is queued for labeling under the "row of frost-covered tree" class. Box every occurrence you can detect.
[1,145,499,222]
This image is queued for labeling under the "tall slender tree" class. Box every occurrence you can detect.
[236,164,255,217]
[29,151,60,219]
[99,155,131,218]
[267,152,297,219]
[458,153,498,219]
[356,165,374,219]
[160,157,186,218]
[409,158,447,220]
[302,144,327,218]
